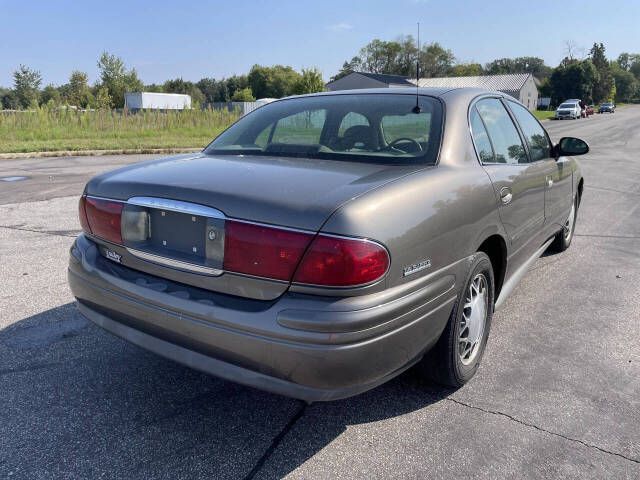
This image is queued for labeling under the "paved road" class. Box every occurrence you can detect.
[1,108,639,479]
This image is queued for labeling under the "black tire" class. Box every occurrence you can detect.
[418,252,494,387]
[550,195,578,252]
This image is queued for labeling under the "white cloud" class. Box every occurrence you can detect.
[326,22,354,32]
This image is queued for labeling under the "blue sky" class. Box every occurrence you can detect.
[1,0,638,87]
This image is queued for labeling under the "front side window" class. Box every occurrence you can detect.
[507,101,551,161]
[205,94,443,165]
[476,98,527,164]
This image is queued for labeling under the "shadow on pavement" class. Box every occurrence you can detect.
[0,302,454,479]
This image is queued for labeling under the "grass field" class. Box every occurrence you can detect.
[0,107,239,153]
[533,110,555,121]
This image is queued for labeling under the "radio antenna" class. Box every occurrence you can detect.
[412,22,421,113]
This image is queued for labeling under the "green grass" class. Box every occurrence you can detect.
[533,110,555,121]
[0,107,239,153]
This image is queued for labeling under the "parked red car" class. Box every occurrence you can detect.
[585,105,594,116]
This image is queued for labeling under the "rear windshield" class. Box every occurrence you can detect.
[204,94,443,165]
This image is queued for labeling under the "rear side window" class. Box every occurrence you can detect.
[470,108,495,163]
[508,101,551,162]
[476,98,527,164]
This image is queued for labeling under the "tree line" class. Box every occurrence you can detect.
[3,39,639,111]
[334,36,640,105]
[0,52,325,110]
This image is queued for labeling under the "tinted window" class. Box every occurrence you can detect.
[205,94,443,165]
[508,101,551,161]
[470,107,495,163]
[338,112,369,135]
[381,111,431,145]
[271,110,326,145]
[476,98,527,164]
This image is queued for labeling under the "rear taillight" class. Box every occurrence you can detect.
[79,196,389,287]
[293,235,389,286]
[223,220,313,281]
[84,197,123,244]
[78,196,91,234]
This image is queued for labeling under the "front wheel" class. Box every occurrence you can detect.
[550,196,577,252]
[418,252,494,387]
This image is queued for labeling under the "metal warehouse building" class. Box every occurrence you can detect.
[326,72,539,111]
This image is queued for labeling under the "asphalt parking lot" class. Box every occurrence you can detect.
[1,107,639,479]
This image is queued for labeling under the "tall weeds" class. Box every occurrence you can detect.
[0,105,239,152]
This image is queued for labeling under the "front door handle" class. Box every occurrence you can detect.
[546,176,554,188]
[500,187,512,205]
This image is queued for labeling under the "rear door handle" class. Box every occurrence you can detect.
[500,187,512,205]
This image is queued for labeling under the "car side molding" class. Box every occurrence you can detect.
[495,238,553,310]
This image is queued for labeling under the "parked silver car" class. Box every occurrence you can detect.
[68,88,587,401]
[555,101,582,119]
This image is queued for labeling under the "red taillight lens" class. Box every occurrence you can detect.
[78,196,91,234]
[223,221,313,281]
[84,197,123,244]
[293,235,389,286]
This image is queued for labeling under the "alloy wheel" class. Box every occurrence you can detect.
[564,201,576,240]
[459,273,488,365]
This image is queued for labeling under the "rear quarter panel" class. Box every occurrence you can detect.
[318,95,506,294]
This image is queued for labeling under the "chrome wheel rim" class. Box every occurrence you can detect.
[564,201,576,240]
[459,274,488,366]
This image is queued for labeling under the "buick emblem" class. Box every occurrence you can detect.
[208,230,217,241]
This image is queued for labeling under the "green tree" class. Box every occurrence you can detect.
[331,58,361,82]
[163,77,204,106]
[67,70,92,107]
[450,63,484,77]
[548,59,598,105]
[291,67,324,94]
[0,89,20,109]
[144,83,164,93]
[13,64,42,108]
[224,75,248,100]
[96,51,143,108]
[485,56,552,79]
[96,86,113,108]
[589,43,614,102]
[196,77,218,104]
[248,65,300,98]
[420,42,455,77]
[610,62,638,102]
[40,84,61,105]
[231,87,255,102]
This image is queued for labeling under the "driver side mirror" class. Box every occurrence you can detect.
[554,137,589,158]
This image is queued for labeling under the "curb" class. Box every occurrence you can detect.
[0,147,203,160]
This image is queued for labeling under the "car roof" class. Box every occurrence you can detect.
[287,87,506,100]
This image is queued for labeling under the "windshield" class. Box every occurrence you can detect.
[204,94,443,165]
[601,103,612,106]
[559,103,576,109]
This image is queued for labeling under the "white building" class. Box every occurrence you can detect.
[125,92,191,110]
[326,72,540,111]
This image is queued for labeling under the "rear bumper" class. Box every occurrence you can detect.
[69,234,461,401]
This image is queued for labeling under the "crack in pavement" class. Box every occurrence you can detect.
[574,233,640,239]
[446,397,640,465]
[243,401,307,480]
[0,224,79,238]
[0,362,60,376]
[587,185,640,197]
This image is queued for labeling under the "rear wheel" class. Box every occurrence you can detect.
[419,252,494,387]
[550,196,577,252]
